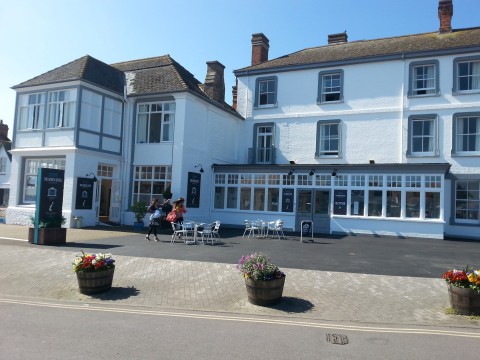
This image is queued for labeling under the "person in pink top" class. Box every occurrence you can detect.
[172,197,187,226]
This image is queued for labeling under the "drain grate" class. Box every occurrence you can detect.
[326,333,349,345]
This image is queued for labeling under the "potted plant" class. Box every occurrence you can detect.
[237,252,286,306]
[131,201,148,231]
[28,214,67,245]
[442,266,480,315]
[73,251,116,294]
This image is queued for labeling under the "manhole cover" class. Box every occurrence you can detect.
[326,333,349,345]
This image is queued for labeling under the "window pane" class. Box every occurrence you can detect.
[368,190,382,216]
[425,192,440,219]
[406,192,420,218]
[227,187,238,208]
[240,187,251,210]
[253,188,265,211]
[267,188,279,212]
[214,187,225,209]
[386,191,401,218]
[351,190,364,215]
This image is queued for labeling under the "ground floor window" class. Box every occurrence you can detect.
[23,158,66,203]
[132,165,171,205]
[455,180,479,223]
[213,171,443,220]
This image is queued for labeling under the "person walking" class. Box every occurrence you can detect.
[145,198,161,241]
[172,197,187,227]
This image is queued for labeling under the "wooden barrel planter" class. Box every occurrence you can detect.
[448,284,480,315]
[245,276,286,306]
[76,267,115,295]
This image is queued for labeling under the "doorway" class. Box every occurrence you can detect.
[296,189,330,234]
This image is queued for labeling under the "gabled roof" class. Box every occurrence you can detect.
[235,27,480,75]
[12,55,125,94]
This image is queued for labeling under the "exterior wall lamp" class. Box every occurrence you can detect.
[86,172,98,182]
[309,169,315,176]
[195,164,204,173]
[331,168,337,177]
[287,168,295,176]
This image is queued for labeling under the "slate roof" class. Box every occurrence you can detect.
[111,55,205,97]
[234,27,480,75]
[13,55,125,94]
[12,54,239,116]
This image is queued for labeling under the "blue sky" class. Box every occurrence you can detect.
[0,0,478,133]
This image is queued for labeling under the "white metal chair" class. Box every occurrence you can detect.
[212,221,221,240]
[181,220,196,244]
[265,221,277,238]
[243,220,254,238]
[271,220,285,239]
[196,223,214,245]
[170,222,187,244]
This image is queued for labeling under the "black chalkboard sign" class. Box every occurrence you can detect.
[333,189,347,215]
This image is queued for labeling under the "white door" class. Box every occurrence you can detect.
[109,180,122,223]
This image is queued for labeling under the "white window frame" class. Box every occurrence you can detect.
[407,115,438,157]
[131,165,172,205]
[23,158,66,204]
[254,76,277,108]
[316,120,341,158]
[453,56,480,94]
[318,70,343,103]
[136,102,175,144]
[452,113,480,155]
[18,93,45,130]
[47,89,77,128]
[454,179,480,224]
[409,61,439,96]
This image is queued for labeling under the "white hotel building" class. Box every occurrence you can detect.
[7,0,480,239]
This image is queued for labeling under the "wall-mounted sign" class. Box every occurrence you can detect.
[282,188,294,212]
[75,177,94,209]
[333,189,347,215]
[187,171,201,208]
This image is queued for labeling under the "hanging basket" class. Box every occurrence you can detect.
[76,267,115,295]
[448,284,480,315]
[244,276,286,306]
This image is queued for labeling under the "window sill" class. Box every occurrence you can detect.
[451,152,480,157]
[317,100,344,105]
[407,92,440,98]
[332,215,444,223]
[254,104,277,110]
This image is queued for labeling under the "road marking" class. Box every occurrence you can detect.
[1,297,479,339]
[0,237,27,242]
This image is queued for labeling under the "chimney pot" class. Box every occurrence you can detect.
[438,0,453,33]
[251,33,269,66]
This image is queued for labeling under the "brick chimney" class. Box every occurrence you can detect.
[328,32,348,44]
[232,85,238,110]
[251,33,269,66]
[438,0,453,33]
[204,61,225,103]
[0,120,9,140]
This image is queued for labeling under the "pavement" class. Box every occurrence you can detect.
[0,223,479,331]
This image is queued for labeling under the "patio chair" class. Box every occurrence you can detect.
[271,220,285,239]
[243,220,259,238]
[196,223,214,245]
[170,222,188,244]
[212,221,221,240]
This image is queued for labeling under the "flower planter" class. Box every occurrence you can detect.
[133,221,144,232]
[76,267,115,295]
[448,284,480,315]
[244,276,286,306]
[28,228,67,245]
